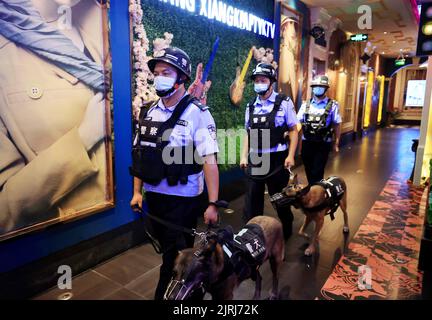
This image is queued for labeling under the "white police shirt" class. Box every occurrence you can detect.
[297,97,342,142]
[142,95,219,197]
[245,91,299,154]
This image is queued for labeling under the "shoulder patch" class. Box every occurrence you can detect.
[193,101,209,111]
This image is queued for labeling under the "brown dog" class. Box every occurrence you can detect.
[283,176,349,256]
[164,216,285,300]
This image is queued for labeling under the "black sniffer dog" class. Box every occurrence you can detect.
[164,216,285,300]
[271,175,349,256]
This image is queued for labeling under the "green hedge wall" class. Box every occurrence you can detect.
[140,0,274,129]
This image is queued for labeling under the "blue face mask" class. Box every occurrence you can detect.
[254,83,270,95]
[154,76,177,97]
[313,86,326,97]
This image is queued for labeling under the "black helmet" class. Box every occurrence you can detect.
[251,63,277,82]
[148,47,192,80]
[311,75,330,88]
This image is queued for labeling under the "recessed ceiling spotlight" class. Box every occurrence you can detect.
[384,31,388,34]
[393,41,396,43]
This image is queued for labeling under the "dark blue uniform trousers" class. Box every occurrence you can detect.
[145,191,203,300]
[301,140,332,185]
[243,150,294,239]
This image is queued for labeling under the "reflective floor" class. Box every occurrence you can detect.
[320,172,425,300]
[34,126,425,300]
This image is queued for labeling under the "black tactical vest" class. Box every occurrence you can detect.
[247,94,290,151]
[129,95,203,186]
[307,176,345,220]
[302,99,334,141]
[218,224,266,282]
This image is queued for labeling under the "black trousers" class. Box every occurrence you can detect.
[301,140,332,185]
[145,192,203,300]
[243,151,294,239]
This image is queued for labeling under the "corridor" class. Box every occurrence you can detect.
[34,126,425,300]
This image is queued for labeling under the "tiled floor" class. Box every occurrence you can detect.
[320,173,425,300]
[34,126,425,300]
[35,244,161,300]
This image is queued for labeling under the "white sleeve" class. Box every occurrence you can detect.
[283,99,299,128]
[194,109,219,157]
[297,102,306,123]
[332,101,343,124]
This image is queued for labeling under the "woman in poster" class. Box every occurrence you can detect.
[0,0,111,237]
[279,16,299,103]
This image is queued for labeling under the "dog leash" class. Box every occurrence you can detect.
[243,164,291,181]
[132,201,229,253]
[132,204,200,236]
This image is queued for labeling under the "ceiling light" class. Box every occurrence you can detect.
[422,41,432,51]
[384,32,388,34]
[423,22,432,36]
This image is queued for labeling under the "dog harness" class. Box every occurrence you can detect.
[218,224,267,282]
[309,176,345,220]
[164,225,266,300]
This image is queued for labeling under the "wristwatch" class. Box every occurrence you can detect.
[208,200,229,209]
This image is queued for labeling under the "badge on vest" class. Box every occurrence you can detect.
[176,119,188,127]
[141,125,158,136]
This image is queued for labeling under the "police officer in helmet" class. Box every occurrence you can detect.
[297,75,342,184]
[129,47,220,300]
[240,63,299,240]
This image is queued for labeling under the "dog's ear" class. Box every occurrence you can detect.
[291,173,298,185]
[208,242,224,282]
[212,243,224,273]
[201,238,218,258]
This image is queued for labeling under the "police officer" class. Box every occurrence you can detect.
[240,63,299,240]
[297,75,342,185]
[129,47,220,300]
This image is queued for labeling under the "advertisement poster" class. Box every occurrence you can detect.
[405,80,426,107]
[0,0,114,240]
[279,3,302,105]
